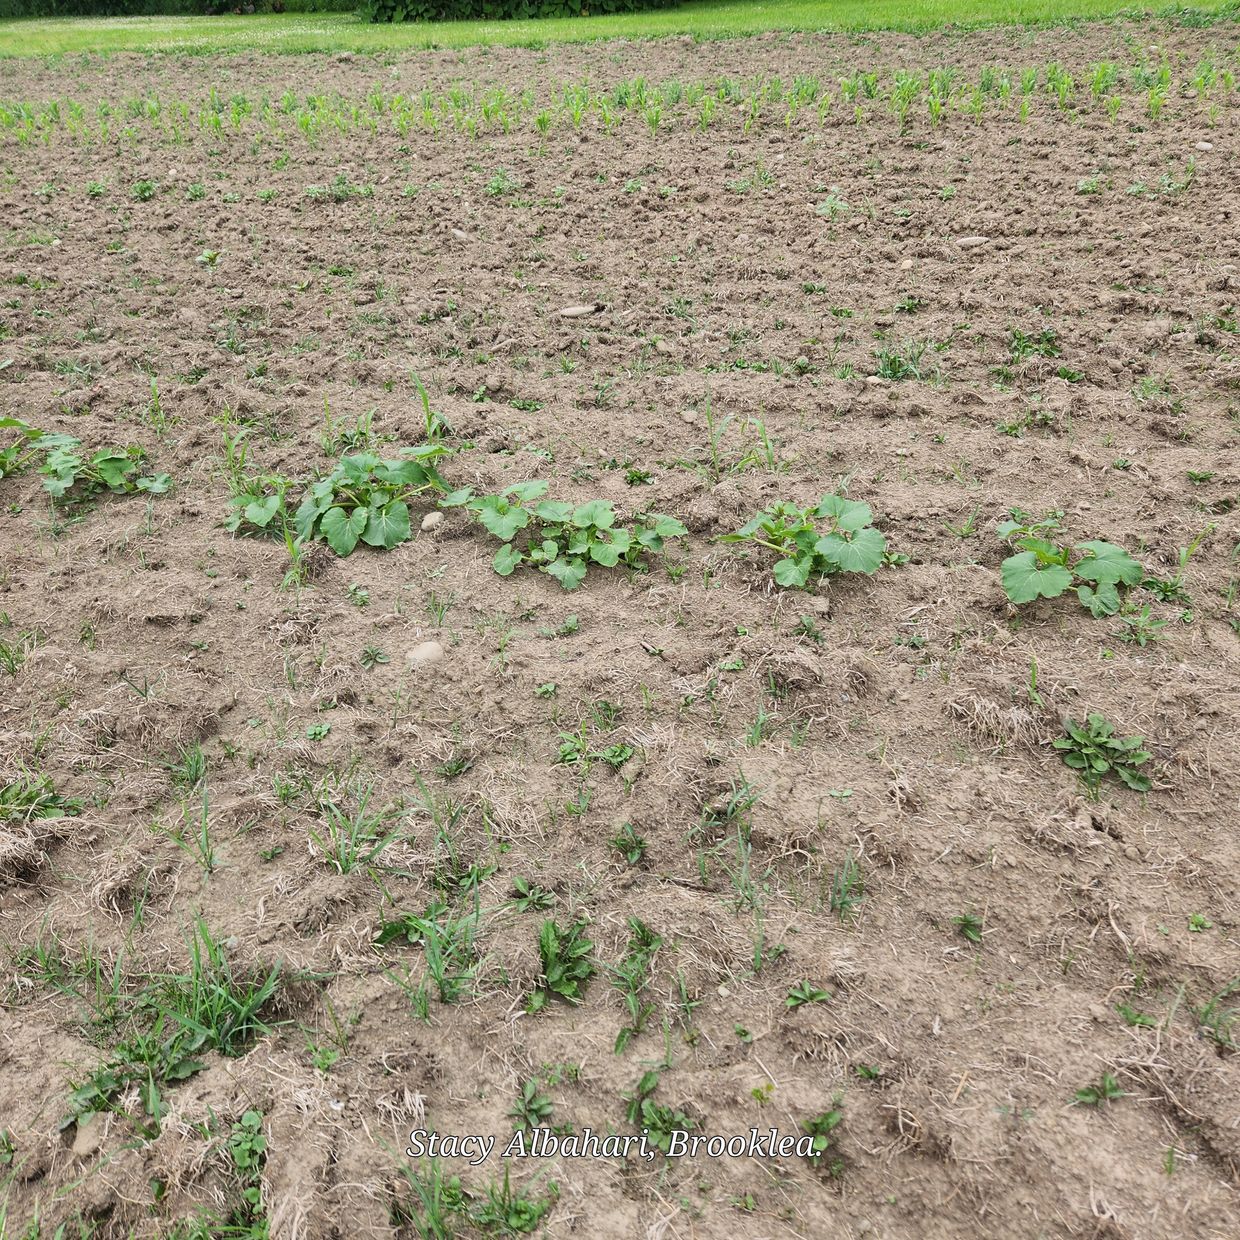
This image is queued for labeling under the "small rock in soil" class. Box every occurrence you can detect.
[71,1116,105,1159]
[406,641,445,668]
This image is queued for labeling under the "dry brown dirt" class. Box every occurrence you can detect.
[1,18,1239,1240]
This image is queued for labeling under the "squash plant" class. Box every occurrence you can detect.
[722,495,887,588]
[1,418,170,500]
[294,446,449,556]
[41,441,171,500]
[0,416,59,480]
[998,515,1142,616]
[224,474,297,538]
[443,481,686,590]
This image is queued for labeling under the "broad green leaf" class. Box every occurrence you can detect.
[92,448,137,485]
[361,500,410,549]
[479,504,528,542]
[540,917,560,962]
[340,453,380,483]
[439,487,474,507]
[33,432,78,452]
[493,544,523,576]
[1074,541,1143,587]
[163,1056,204,1083]
[1000,551,1073,604]
[527,538,559,565]
[136,473,172,495]
[533,500,573,524]
[504,480,549,503]
[244,494,281,527]
[572,499,615,530]
[377,458,429,487]
[293,493,321,542]
[320,505,367,556]
[728,513,768,540]
[648,514,687,539]
[773,555,812,589]
[545,557,587,590]
[306,478,335,508]
[1078,582,1121,617]
[590,541,622,567]
[40,448,81,497]
[1116,766,1152,792]
[814,494,873,532]
[816,526,886,574]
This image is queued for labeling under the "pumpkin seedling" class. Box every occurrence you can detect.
[998,515,1142,616]
[722,495,887,588]
[36,437,171,501]
[444,482,685,590]
[295,446,449,555]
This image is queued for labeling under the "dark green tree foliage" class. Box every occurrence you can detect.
[6,1,352,17]
[363,0,680,22]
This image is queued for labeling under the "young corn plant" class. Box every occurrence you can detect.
[722,496,887,588]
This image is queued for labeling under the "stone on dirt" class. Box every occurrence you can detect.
[406,641,445,668]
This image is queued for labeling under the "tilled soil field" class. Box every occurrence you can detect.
[2,18,1239,1240]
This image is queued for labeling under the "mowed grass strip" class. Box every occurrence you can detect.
[1,0,1238,58]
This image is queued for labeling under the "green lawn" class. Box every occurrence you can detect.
[0,0,1236,58]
